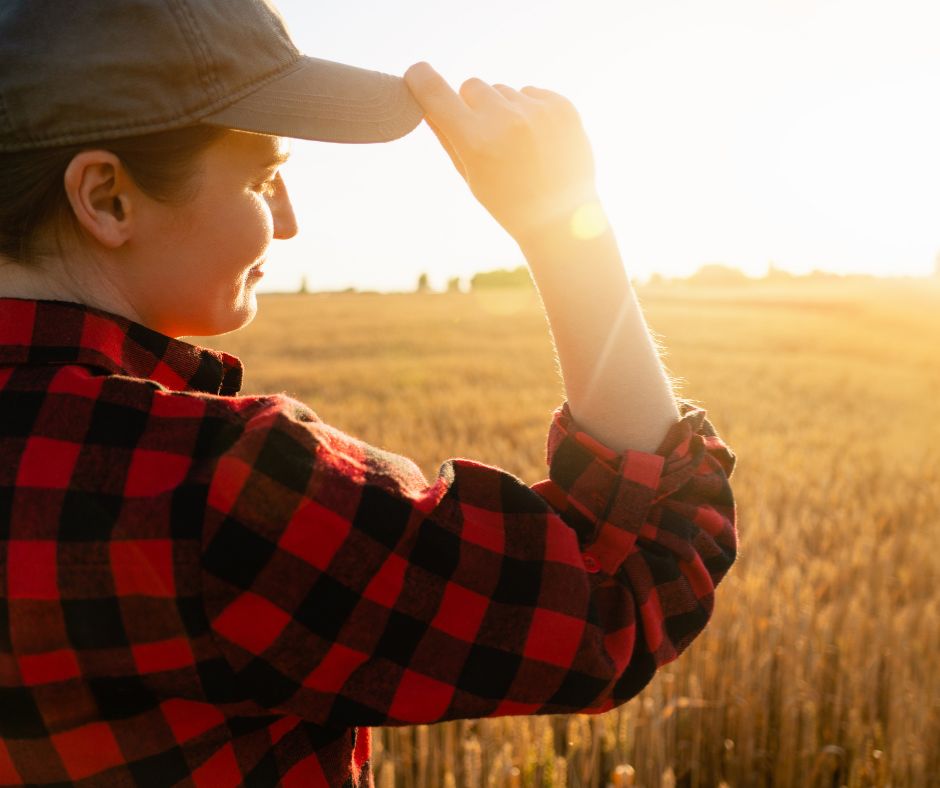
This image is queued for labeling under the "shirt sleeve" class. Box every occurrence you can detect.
[199,394,736,726]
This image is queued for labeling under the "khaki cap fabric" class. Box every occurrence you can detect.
[0,0,424,151]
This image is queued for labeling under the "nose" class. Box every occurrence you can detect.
[270,174,298,240]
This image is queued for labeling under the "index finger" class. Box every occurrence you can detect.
[404,62,475,143]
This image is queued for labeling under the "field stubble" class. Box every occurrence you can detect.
[195,279,940,787]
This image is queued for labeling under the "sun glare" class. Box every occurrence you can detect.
[267,0,940,292]
[570,201,609,242]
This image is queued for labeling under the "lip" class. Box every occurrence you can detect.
[248,262,265,277]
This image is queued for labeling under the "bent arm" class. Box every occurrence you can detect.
[403,63,679,453]
[196,66,736,728]
[200,396,736,726]
[522,221,679,453]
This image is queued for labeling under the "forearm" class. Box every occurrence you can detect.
[402,63,679,453]
[521,211,679,454]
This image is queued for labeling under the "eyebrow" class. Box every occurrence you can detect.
[260,150,291,170]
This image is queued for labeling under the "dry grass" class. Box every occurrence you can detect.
[193,278,940,787]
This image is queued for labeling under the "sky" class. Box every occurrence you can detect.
[260,0,940,292]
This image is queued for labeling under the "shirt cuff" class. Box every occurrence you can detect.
[542,401,722,575]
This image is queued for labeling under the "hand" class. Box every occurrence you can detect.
[404,62,600,247]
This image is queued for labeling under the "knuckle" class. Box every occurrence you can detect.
[521,86,578,114]
[459,77,487,96]
[533,95,580,128]
[503,107,530,130]
[556,95,581,120]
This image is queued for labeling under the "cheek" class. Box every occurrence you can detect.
[220,198,274,264]
[179,191,273,268]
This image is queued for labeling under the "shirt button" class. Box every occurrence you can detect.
[582,553,601,573]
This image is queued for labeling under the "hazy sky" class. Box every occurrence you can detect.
[260,0,940,292]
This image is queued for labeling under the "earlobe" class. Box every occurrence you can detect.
[63,151,134,249]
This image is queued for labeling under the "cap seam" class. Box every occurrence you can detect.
[225,85,398,108]
[215,95,403,117]
[214,104,412,123]
[168,0,224,103]
[0,90,14,138]
[255,1,299,53]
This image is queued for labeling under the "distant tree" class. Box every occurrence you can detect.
[687,263,750,286]
[470,266,534,290]
[647,272,665,286]
[298,275,310,294]
[446,276,462,293]
[416,272,430,293]
[807,269,839,280]
[765,263,794,281]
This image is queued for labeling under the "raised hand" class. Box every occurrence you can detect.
[404,62,600,248]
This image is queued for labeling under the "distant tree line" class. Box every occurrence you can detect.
[469,266,533,290]
[413,268,535,293]
[411,255,940,296]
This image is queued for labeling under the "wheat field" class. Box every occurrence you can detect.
[194,278,940,788]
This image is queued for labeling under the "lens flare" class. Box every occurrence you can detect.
[570,201,608,241]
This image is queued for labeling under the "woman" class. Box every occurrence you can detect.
[0,0,736,785]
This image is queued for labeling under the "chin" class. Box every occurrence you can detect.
[172,297,258,339]
[223,293,260,334]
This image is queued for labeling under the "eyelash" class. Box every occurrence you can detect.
[253,174,278,197]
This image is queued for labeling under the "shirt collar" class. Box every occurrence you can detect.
[0,298,243,396]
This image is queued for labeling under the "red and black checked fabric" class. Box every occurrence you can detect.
[0,298,737,787]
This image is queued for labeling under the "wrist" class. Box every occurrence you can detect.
[513,192,609,258]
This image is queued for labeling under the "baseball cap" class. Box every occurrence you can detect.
[0,0,424,151]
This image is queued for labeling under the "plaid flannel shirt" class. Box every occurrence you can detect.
[0,298,736,787]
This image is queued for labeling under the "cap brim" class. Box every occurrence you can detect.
[201,56,424,144]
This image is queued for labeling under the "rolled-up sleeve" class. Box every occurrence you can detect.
[535,402,736,710]
[200,394,736,726]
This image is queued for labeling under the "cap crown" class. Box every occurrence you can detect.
[0,0,301,150]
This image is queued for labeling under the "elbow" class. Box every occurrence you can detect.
[633,503,737,668]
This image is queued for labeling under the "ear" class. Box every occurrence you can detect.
[62,150,136,249]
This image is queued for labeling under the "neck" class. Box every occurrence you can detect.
[0,251,140,322]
